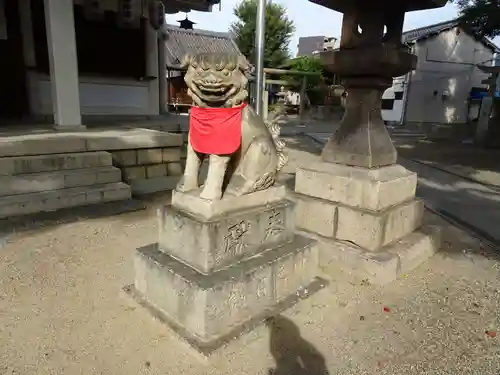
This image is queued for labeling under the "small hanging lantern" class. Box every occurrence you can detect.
[178,14,195,30]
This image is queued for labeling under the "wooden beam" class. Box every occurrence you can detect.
[265,79,291,85]
[263,68,320,76]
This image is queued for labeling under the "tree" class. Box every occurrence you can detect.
[454,0,500,38]
[285,56,324,87]
[279,56,328,105]
[230,0,295,68]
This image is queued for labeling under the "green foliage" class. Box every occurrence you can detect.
[230,0,295,68]
[454,0,500,37]
[285,56,324,87]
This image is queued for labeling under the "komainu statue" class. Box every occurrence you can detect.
[176,52,287,201]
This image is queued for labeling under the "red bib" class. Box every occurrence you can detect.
[189,103,246,155]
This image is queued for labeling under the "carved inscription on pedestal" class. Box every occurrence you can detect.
[223,221,251,256]
[211,204,291,270]
[264,209,285,240]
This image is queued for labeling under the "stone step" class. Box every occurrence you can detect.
[0,182,131,218]
[0,151,112,176]
[0,129,183,157]
[0,166,122,196]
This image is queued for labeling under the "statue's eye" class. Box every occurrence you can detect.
[191,61,198,68]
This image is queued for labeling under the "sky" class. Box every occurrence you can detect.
[165,1,475,56]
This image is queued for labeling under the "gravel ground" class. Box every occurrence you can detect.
[0,136,499,375]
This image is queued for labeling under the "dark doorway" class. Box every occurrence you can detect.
[0,0,29,119]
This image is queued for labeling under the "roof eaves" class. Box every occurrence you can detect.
[163,25,250,69]
[402,19,500,52]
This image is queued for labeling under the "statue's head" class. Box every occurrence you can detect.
[182,52,251,107]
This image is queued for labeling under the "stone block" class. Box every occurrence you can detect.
[132,236,318,346]
[137,148,163,165]
[171,185,288,220]
[111,150,137,167]
[274,238,319,302]
[304,224,440,285]
[295,162,417,211]
[166,162,183,176]
[0,182,131,218]
[336,199,424,251]
[308,233,398,285]
[0,136,87,157]
[0,151,112,176]
[158,199,295,273]
[0,166,121,196]
[67,166,121,186]
[387,225,441,275]
[129,176,180,195]
[122,166,146,181]
[146,164,167,178]
[86,130,183,151]
[162,148,182,162]
[294,193,337,238]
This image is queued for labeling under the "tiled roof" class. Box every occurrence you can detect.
[402,19,459,43]
[402,19,499,51]
[163,25,247,69]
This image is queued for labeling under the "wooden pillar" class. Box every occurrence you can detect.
[44,0,83,129]
[299,76,307,119]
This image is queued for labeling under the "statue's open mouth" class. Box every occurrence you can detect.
[193,83,234,102]
[198,84,230,95]
[199,84,224,93]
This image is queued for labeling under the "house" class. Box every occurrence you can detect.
[0,0,220,129]
[162,24,245,113]
[297,35,337,57]
[381,19,499,127]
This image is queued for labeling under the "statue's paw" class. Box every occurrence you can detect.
[223,186,241,197]
[176,177,198,192]
[199,186,222,201]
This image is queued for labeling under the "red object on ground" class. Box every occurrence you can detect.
[189,103,246,155]
[486,330,497,338]
[383,307,391,313]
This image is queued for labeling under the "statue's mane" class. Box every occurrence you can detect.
[181,52,251,77]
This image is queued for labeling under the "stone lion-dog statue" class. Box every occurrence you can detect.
[176,52,287,201]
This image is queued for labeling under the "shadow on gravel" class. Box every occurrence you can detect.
[267,315,329,375]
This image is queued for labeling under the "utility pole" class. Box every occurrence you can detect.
[254,0,266,115]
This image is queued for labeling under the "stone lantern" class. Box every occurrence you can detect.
[312,0,447,166]
[294,0,448,285]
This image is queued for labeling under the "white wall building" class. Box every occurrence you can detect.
[297,35,337,57]
[381,20,498,126]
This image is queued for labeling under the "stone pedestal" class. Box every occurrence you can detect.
[294,162,441,285]
[127,185,323,354]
